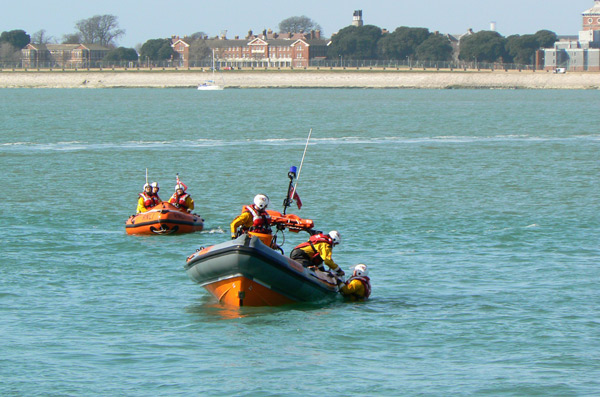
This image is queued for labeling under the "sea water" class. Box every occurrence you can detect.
[0,88,599,396]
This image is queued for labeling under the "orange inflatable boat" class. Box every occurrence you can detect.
[125,202,204,235]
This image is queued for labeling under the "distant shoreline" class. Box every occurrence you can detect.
[1,69,600,89]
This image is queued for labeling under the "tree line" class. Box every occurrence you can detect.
[1,14,558,65]
[329,25,558,65]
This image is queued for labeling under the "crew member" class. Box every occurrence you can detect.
[136,183,160,213]
[169,183,194,212]
[339,264,371,301]
[290,230,344,278]
[230,194,271,239]
[150,181,161,202]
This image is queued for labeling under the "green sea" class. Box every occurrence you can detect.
[1,88,599,396]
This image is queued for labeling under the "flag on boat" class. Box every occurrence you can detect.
[289,188,302,209]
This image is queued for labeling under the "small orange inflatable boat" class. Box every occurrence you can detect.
[125,202,204,235]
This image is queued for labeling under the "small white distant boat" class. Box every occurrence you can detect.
[198,49,224,91]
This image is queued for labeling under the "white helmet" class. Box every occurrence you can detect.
[353,264,368,277]
[143,183,151,190]
[151,182,159,189]
[175,183,185,191]
[254,194,269,210]
[328,230,341,245]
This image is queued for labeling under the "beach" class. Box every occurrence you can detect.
[1,69,600,89]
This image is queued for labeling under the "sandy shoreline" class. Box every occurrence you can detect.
[1,69,600,89]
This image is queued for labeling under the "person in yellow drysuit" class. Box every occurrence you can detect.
[169,183,194,212]
[136,183,159,213]
[339,264,371,300]
[289,230,345,278]
[230,194,271,239]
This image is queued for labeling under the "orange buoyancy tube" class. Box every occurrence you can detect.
[266,210,314,232]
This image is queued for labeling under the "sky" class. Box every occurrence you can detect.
[1,0,595,47]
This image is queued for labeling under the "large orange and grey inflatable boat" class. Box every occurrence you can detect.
[184,233,340,307]
[125,202,204,235]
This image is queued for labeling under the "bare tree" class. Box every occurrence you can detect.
[62,33,82,44]
[31,29,54,44]
[74,14,125,46]
[0,42,21,62]
[278,16,322,34]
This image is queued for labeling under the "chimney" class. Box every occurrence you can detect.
[315,30,321,39]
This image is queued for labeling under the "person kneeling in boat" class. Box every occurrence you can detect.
[290,231,345,279]
[339,264,371,301]
[137,183,160,214]
[230,194,272,239]
[150,181,162,203]
[169,183,194,213]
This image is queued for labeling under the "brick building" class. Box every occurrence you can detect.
[21,43,110,68]
[171,29,328,68]
[544,0,600,71]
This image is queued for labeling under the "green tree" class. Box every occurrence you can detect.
[74,14,124,46]
[327,25,382,60]
[104,47,138,62]
[139,38,175,61]
[459,31,507,63]
[534,30,558,48]
[415,34,453,61]
[377,26,430,60]
[505,34,539,65]
[279,16,322,33]
[0,29,31,49]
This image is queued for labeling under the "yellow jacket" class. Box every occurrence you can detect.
[340,279,367,299]
[169,194,194,212]
[230,211,253,238]
[136,196,148,214]
[297,241,340,271]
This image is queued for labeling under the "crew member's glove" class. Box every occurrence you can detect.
[333,267,345,278]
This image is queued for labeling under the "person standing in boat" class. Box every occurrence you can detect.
[150,181,162,203]
[230,194,271,239]
[339,264,371,301]
[169,183,194,213]
[136,183,160,213]
[290,231,345,278]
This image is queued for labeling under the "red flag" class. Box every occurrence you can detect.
[289,189,302,209]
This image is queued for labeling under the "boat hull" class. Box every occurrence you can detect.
[125,202,204,235]
[185,234,339,306]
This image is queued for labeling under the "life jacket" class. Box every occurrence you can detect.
[243,205,271,234]
[171,193,190,210]
[346,276,371,299]
[139,192,159,209]
[294,233,333,265]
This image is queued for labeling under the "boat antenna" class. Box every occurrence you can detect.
[145,168,148,185]
[284,128,312,214]
[292,128,312,198]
